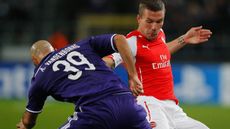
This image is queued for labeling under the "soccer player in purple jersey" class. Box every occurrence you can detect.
[16,34,152,129]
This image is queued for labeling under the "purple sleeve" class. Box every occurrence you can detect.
[26,78,48,113]
[89,34,117,57]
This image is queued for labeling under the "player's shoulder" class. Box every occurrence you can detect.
[127,35,137,42]
[126,30,139,43]
[126,30,138,38]
[156,29,166,42]
[159,29,165,36]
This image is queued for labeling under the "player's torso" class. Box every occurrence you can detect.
[127,30,177,101]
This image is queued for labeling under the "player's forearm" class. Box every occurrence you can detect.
[114,34,137,77]
[167,35,186,54]
[22,111,38,129]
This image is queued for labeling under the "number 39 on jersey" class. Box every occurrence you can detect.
[52,51,96,80]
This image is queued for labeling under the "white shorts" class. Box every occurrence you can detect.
[137,96,209,129]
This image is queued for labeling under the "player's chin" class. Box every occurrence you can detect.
[151,33,157,38]
[147,36,155,41]
[146,33,156,40]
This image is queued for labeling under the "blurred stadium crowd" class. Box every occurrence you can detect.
[0,0,229,62]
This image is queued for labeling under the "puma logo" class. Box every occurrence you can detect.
[142,45,150,49]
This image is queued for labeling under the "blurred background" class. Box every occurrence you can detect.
[0,0,230,129]
[0,0,229,61]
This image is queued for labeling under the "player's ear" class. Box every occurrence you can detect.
[31,56,39,66]
[137,14,141,24]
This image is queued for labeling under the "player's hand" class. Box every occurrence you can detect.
[129,75,144,97]
[16,120,26,129]
[183,26,212,44]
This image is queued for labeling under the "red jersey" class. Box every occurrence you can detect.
[125,30,178,103]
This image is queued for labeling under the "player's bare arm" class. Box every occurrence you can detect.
[102,55,143,96]
[113,35,143,96]
[113,35,136,76]
[17,111,38,129]
[167,26,212,54]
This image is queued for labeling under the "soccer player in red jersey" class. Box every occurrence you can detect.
[103,0,212,129]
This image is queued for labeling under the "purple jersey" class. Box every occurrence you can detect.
[26,34,130,113]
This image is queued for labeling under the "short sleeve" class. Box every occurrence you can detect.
[89,34,117,57]
[26,78,48,113]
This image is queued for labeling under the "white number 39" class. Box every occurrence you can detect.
[52,51,96,80]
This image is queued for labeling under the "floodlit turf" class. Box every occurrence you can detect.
[0,99,74,129]
[1,99,230,129]
[182,104,230,129]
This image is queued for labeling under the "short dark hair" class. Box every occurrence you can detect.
[139,0,166,16]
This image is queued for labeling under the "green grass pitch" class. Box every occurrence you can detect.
[1,99,230,129]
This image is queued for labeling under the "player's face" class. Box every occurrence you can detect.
[137,8,165,41]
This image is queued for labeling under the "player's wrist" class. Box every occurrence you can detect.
[178,35,187,45]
